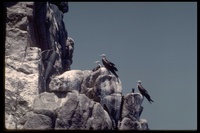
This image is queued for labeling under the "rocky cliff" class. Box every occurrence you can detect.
[5,2,149,130]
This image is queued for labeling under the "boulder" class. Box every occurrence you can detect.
[49,70,84,92]
[23,112,54,129]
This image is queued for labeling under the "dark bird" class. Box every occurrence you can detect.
[92,61,101,72]
[100,54,119,78]
[137,80,154,103]
[132,88,135,93]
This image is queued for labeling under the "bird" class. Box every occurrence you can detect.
[132,88,135,93]
[100,54,119,78]
[92,61,101,72]
[137,80,154,103]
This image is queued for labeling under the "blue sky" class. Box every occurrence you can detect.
[63,2,197,130]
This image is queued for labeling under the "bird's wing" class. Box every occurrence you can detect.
[144,93,154,103]
[143,88,149,94]
[107,60,118,71]
[138,85,148,94]
[109,61,115,66]
[138,85,154,103]
[102,58,118,71]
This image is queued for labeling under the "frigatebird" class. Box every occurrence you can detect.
[92,61,101,72]
[100,54,119,78]
[137,80,154,103]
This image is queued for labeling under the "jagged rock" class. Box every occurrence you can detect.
[5,2,72,129]
[5,114,16,129]
[23,112,54,129]
[33,92,66,111]
[94,72,122,97]
[89,67,110,88]
[5,2,150,130]
[121,93,143,120]
[22,80,148,130]
[5,8,41,125]
[100,93,122,127]
[22,92,68,129]
[6,2,27,30]
[54,90,112,130]
[93,69,122,128]
[118,93,147,130]
[38,49,61,93]
[80,67,116,100]
[140,119,149,130]
[55,91,80,129]
[118,117,149,130]
[5,51,39,129]
[24,90,112,130]
[86,102,112,130]
[32,2,73,92]
[80,67,109,99]
[6,26,27,60]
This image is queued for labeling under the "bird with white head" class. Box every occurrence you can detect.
[137,80,154,103]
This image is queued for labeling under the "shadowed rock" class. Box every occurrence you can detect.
[118,93,148,130]
[5,2,72,129]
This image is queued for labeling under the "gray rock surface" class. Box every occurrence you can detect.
[5,2,71,129]
[23,112,54,129]
[55,90,112,130]
[93,68,122,128]
[5,2,151,130]
[49,70,84,92]
[118,93,149,130]
[21,91,113,130]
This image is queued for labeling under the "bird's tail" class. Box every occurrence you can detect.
[145,94,154,104]
[111,70,118,78]
[110,70,119,82]
[149,99,154,104]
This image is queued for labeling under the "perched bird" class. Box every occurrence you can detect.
[100,54,119,78]
[137,80,154,103]
[132,88,135,93]
[92,61,101,72]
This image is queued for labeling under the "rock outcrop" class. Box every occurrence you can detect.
[5,2,149,130]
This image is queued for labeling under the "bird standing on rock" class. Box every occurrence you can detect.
[137,80,154,103]
[92,61,101,72]
[100,54,119,79]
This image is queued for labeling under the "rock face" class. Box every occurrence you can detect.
[5,2,150,130]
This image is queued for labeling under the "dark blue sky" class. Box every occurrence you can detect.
[64,2,197,130]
